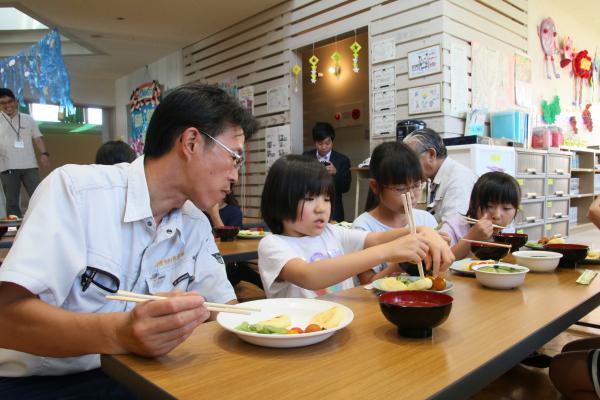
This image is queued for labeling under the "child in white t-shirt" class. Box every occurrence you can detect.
[352,142,438,283]
[258,155,454,299]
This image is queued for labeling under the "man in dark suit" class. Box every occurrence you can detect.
[303,122,351,222]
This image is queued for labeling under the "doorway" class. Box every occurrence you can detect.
[299,29,370,222]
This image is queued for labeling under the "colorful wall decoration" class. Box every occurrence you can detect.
[129,80,161,155]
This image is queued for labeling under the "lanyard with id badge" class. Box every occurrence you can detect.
[2,113,24,148]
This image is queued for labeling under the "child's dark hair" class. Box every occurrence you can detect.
[365,141,424,211]
[261,155,334,234]
[466,172,521,218]
[95,140,136,165]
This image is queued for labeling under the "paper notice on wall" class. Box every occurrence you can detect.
[238,86,254,115]
[372,65,396,89]
[371,38,396,63]
[265,125,291,168]
[515,53,532,108]
[450,43,469,115]
[372,113,396,138]
[471,42,514,111]
[372,89,396,112]
[267,85,289,113]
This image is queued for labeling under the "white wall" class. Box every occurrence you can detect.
[114,50,183,140]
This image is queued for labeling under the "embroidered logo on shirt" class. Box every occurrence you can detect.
[212,253,224,264]
[155,251,185,268]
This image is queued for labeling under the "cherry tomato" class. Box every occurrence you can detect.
[304,324,322,333]
[432,276,447,291]
[287,327,304,334]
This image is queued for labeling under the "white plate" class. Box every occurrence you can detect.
[449,258,510,276]
[217,298,354,348]
[237,230,268,239]
[371,276,454,294]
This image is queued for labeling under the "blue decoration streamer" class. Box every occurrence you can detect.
[0,29,75,115]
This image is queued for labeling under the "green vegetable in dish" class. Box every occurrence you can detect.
[478,265,523,273]
[235,321,289,334]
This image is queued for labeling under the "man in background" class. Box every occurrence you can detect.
[303,122,351,222]
[404,128,477,223]
[0,88,50,217]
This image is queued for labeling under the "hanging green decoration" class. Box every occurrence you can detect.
[331,51,341,80]
[309,55,319,84]
[350,30,361,73]
[541,95,561,124]
[291,51,301,93]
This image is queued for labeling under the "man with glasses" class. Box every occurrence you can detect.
[0,84,257,398]
[0,88,50,217]
[404,128,477,223]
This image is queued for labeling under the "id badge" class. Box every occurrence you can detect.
[14,140,24,149]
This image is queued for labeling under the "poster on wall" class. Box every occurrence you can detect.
[450,43,469,115]
[238,86,254,115]
[129,80,161,156]
[372,89,396,112]
[218,77,238,99]
[515,53,532,108]
[267,85,290,113]
[371,38,396,63]
[408,83,442,114]
[265,125,291,168]
[471,42,514,111]
[408,45,441,79]
[371,113,396,138]
[372,66,396,89]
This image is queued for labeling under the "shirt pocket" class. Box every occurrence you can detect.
[144,256,196,295]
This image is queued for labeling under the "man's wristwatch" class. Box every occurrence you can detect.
[41,152,49,156]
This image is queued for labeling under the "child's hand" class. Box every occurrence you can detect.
[386,233,429,265]
[416,227,455,276]
[438,231,451,245]
[466,213,494,241]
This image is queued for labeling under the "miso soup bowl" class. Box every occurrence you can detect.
[512,251,562,272]
[472,264,529,289]
[543,244,589,268]
[379,291,453,338]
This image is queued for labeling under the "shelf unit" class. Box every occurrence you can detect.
[560,147,598,228]
[514,148,571,241]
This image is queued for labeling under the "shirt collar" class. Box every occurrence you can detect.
[432,157,455,186]
[317,150,332,161]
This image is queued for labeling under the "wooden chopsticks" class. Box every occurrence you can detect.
[463,216,507,230]
[401,193,425,279]
[459,238,512,248]
[105,290,260,315]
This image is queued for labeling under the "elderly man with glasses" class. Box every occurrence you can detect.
[0,84,257,399]
[404,128,477,224]
[0,88,50,218]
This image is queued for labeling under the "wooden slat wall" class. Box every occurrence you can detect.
[182,0,528,218]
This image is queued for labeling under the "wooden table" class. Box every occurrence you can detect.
[217,239,259,263]
[102,268,600,399]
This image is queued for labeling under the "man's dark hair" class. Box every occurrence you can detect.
[312,122,335,142]
[144,83,258,159]
[95,140,137,165]
[261,155,334,234]
[0,88,16,100]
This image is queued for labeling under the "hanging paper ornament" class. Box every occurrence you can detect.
[538,17,560,79]
[291,64,301,93]
[350,41,362,73]
[573,50,592,106]
[129,80,161,156]
[309,55,319,84]
[559,36,574,68]
[591,50,599,102]
[541,95,561,124]
[569,116,578,134]
[331,51,341,80]
[582,104,593,131]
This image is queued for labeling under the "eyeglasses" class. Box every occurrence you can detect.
[384,183,423,195]
[81,267,120,293]
[201,131,245,169]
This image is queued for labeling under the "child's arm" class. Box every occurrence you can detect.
[364,226,454,276]
[357,263,402,284]
[279,234,429,290]
[450,217,493,259]
[588,196,600,229]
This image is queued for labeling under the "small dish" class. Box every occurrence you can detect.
[470,242,510,260]
[237,229,268,239]
[472,263,529,289]
[543,243,590,268]
[213,226,240,241]
[217,298,353,348]
[512,250,562,272]
[493,233,528,252]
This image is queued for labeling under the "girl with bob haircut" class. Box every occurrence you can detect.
[352,142,438,283]
[440,171,521,259]
[258,155,454,299]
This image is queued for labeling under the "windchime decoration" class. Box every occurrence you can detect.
[0,29,75,115]
[309,42,319,84]
[350,30,362,73]
[292,63,301,93]
[331,50,341,80]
